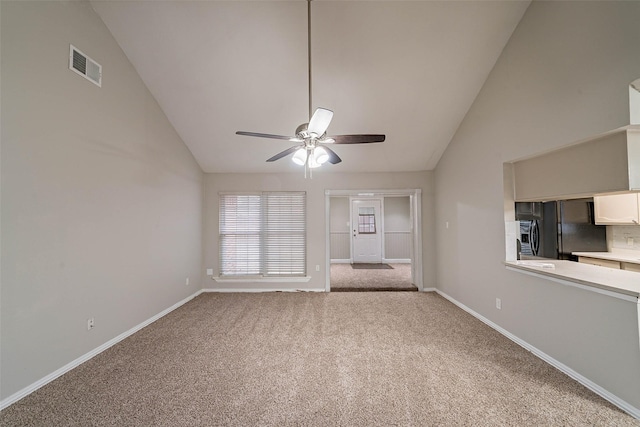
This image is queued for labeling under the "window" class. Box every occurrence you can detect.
[358,207,376,234]
[219,192,306,277]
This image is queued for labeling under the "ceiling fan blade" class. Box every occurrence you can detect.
[307,108,333,136]
[327,134,386,144]
[236,131,299,141]
[321,145,342,164]
[266,145,302,162]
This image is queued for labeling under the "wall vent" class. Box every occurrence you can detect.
[69,45,101,87]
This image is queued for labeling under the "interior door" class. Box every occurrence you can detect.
[352,199,382,263]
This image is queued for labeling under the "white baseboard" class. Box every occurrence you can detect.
[330,259,412,264]
[202,288,325,293]
[0,290,204,411]
[435,289,640,420]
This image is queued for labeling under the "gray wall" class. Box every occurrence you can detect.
[435,1,640,410]
[329,197,350,260]
[384,196,410,232]
[330,197,350,233]
[384,196,411,260]
[203,171,434,290]
[1,1,203,400]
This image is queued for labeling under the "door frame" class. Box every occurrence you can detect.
[325,189,423,292]
[350,197,384,264]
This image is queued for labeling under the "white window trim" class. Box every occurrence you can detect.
[211,276,311,283]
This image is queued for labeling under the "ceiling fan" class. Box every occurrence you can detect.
[235,0,385,173]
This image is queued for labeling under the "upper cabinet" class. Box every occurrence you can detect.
[594,193,640,225]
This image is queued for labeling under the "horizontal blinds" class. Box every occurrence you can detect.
[219,192,306,277]
[219,194,262,276]
[264,192,306,276]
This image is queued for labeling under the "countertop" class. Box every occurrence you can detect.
[572,251,640,265]
[505,260,640,299]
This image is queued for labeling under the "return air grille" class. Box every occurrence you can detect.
[69,45,101,87]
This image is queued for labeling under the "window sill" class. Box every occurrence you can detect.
[212,276,312,283]
[505,260,639,302]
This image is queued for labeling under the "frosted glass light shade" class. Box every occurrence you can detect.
[292,148,307,165]
[313,146,329,164]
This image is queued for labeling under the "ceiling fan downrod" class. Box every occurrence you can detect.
[233,0,386,177]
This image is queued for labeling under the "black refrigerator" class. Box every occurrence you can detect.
[516,199,607,260]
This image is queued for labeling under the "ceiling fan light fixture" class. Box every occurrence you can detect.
[308,154,322,169]
[292,148,307,165]
[313,146,329,165]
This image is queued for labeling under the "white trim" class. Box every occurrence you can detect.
[326,189,422,197]
[325,192,332,292]
[211,276,311,283]
[0,290,203,411]
[383,258,411,264]
[422,287,437,292]
[412,191,424,291]
[202,288,325,293]
[330,259,352,264]
[435,289,640,420]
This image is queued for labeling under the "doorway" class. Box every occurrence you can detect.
[325,190,423,292]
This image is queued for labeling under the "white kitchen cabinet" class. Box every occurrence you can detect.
[621,262,640,272]
[577,256,621,269]
[594,193,640,225]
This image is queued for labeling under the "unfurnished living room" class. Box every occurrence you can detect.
[2,0,640,425]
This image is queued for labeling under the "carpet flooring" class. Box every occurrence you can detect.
[331,263,416,291]
[1,292,637,426]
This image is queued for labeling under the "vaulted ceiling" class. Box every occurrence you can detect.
[91,1,530,173]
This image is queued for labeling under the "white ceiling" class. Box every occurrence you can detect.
[91,0,530,173]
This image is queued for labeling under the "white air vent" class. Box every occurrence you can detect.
[69,45,101,87]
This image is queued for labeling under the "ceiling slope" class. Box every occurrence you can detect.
[91,1,530,173]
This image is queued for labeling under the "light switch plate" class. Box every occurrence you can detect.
[206,268,213,276]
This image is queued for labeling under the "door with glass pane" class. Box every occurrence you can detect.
[351,199,382,263]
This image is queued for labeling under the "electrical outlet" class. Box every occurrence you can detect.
[206,268,213,276]
[496,298,502,310]
[628,237,634,246]
[315,265,320,271]
[185,277,190,286]
[87,318,95,330]
[446,221,450,229]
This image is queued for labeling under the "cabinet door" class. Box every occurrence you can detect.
[621,263,640,273]
[577,257,621,269]
[594,193,640,225]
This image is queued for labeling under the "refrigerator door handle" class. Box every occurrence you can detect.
[530,220,540,256]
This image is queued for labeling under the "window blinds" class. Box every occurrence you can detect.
[219,192,306,277]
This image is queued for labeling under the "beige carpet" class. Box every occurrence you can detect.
[1,292,637,426]
[331,262,416,291]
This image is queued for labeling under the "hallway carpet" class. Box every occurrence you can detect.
[331,262,416,291]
